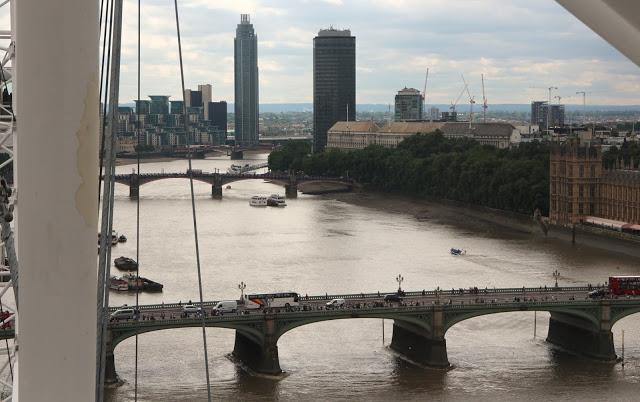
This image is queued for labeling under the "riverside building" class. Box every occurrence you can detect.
[313,27,356,152]
[549,142,640,229]
[326,121,518,150]
[234,14,259,146]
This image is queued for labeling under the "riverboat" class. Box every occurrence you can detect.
[114,256,138,270]
[450,248,466,256]
[267,194,287,207]
[118,234,127,243]
[110,273,163,292]
[250,195,268,207]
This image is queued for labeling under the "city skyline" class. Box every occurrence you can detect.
[114,0,640,106]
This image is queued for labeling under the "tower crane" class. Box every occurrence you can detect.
[481,74,488,123]
[450,83,468,115]
[461,74,475,128]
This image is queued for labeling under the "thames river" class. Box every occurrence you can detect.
[106,153,640,401]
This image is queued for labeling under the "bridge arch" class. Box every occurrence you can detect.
[442,304,601,334]
[109,319,264,351]
[273,312,432,342]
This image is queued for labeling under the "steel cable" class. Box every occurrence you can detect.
[173,1,213,399]
[134,0,142,399]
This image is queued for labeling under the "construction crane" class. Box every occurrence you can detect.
[481,74,488,123]
[450,82,468,115]
[461,74,475,128]
[422,68,429,120]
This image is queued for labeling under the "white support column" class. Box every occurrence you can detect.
[15,0,99,401]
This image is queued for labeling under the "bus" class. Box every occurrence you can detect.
[243,292,300,309]
[609,276,640,295]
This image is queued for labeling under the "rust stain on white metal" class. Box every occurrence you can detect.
[74,72,99,227]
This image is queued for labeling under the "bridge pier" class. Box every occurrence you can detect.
[230,150,244,160]
[232,330,281,375]
[212,184,222,199]
[390,320,449,368]
[104,349,119,384]
[129,173,139,199]
[546,312,616,361]
[285,183,298,198]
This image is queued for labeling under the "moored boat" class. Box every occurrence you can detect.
[109,273,163,292]
[114,256,138,270]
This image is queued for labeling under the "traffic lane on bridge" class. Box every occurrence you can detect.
[111,289,608,322]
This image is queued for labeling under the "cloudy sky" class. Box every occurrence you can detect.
[117,0,640,106]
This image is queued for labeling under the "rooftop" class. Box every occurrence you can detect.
[318,27,352,37]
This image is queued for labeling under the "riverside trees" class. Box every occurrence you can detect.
[269,132,550,215]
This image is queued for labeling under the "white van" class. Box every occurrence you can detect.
[212,300,238,314]
[110,308,136,321]
[326,298,345,308]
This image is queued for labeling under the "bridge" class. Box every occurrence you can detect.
[2,286,628,384]
[111,171,354,199]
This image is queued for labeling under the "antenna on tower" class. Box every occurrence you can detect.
[481,74,488,123]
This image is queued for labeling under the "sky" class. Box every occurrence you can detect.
[115,0,640,106]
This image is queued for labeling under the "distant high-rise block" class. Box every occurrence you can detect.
[198,84,212,119]
[531,101,546,126]
[313,28,355,152]
[234,14,259,146]
[394,87,423,121]
[208,101,227,134]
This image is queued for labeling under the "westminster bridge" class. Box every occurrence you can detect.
[111,171,354,199]
[3,286,636,383]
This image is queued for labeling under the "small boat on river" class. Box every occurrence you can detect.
[114,256,138,270]
[110,273,163,292]
[250,195,268,207]
[118,234,127,243]
[450,248,466,256]
[267,194,286,207]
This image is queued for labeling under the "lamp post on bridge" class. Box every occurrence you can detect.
[553,269,560,289]
[396,274,404,294]
[238,281,247,300]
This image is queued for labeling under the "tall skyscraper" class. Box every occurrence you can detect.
[313,28,355,152]
[234,14,259,146]
[394,87,423,121]
[198,84,212,119]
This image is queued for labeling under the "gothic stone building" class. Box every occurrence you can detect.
[550,142,640,226]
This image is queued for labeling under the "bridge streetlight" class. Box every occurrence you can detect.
[238,281,247,300]
[552,270,560,288]
[396,274,404,293]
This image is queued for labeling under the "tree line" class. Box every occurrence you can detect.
[269,131,550,215]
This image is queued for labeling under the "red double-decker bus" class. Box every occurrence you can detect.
[609,276,640,295]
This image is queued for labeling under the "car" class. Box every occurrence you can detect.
[384,294,402,303]
[182,304,202,316]
[110,308,137,321]
[588,289,608,299]
[326,298,346,308]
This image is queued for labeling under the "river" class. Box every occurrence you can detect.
[106,153,640,401]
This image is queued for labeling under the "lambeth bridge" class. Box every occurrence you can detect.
[111,171,354,199]
[0,286,631,383]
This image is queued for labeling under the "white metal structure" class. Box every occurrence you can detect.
[15,1,99,401]
[556,0,640,68]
